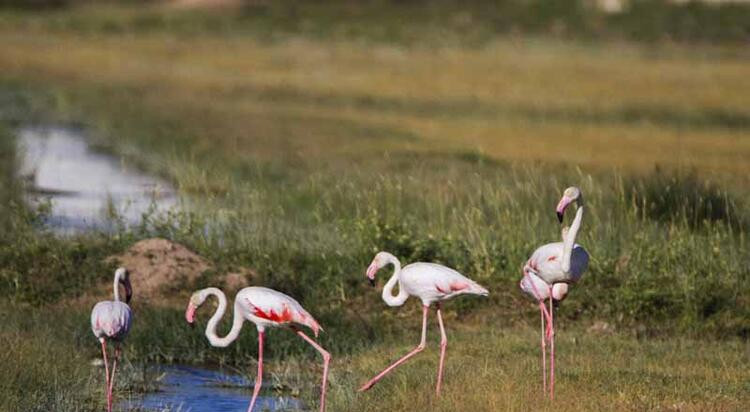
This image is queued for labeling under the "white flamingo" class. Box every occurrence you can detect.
[91,267,133,412]
[358,251,489,395]
[185,286,330,412]
[519,186,589,400]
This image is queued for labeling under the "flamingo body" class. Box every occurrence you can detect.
[399,262,488,305]
[91,301,132,341]
[526,241,589,285]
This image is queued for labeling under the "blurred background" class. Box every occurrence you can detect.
[0,1,748,411]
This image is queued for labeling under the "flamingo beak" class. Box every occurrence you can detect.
[185,302,197,326]
[366,262,378,287]
[556,196,571,223]
[121,279,133,304]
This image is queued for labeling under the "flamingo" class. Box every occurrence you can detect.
[519,186,589,400]
[90,267,133,412]
[185,286,330,412]
[358,251,489,395]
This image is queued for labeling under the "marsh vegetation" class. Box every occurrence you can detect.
[0,1,749,411]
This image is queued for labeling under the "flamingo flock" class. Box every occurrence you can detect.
[91,186,588,411]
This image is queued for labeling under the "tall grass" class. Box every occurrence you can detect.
[0,3,748,410]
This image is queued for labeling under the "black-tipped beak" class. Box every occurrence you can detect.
[368,278,375,287]
[124,281,133,304]
[557,211,564,223]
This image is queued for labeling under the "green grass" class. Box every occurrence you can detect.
[0,2,749,411]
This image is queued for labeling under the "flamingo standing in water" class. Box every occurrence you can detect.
[358,251,489,395]
[91,267,133,412]
[519,186,589,400]
[185,286,330,412]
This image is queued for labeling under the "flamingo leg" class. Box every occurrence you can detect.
[108,345,120,410]
[100,339,112,412]
[358,305,429,392]
[247,331,264,412]
[295,329,331,412]
[540,303,547,395]
[549,298,555,401]
[435,304,448,396]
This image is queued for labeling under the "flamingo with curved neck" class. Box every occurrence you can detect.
[91,267,133,412]
[520,186,589,400]
[361,251,488,395]
[186,286,329,412]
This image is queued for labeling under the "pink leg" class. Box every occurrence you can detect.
[100,339,112,412]
[358,305,429,392]
[549,298,555,401]
[435,305,448,396]
[540,304,547,395]
[108,345,120,410]
[247,331,264,412]
[295,330,331,412]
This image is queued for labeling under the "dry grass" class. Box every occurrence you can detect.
[327,320,750,412]
[0,23,748,177]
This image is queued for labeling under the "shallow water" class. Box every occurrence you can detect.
[121,364,303,412]
[16,125,178,233]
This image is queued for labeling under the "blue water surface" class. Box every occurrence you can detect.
[121,364,304,412]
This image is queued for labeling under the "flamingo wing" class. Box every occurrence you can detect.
[239,287,322,336]
[528,242,589,284]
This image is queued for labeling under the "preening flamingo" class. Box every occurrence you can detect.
[91,267,133,412]
[358,251,489,395]
[519,186,589,400]
[185,286,330,412]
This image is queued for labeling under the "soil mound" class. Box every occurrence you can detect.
[100,238,254,306]
[106,238,211,303]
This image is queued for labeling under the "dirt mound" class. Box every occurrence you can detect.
[102,238,255,306]
[106,238,212,304]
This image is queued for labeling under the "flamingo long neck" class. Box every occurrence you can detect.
[113,271,122,302]
[381,255,409,307]
[203,288,245,348]
[562,201,584,273]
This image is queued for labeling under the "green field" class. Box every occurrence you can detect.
[1,1,749,411]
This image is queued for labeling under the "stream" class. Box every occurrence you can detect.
[16,125,178,233]
[121,364,303,412]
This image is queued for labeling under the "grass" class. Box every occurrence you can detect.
[0,2,749,411]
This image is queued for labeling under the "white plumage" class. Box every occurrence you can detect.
[90,267,133,412]
[360,251,488,394]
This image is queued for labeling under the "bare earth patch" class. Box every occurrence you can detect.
[104,238,251,305]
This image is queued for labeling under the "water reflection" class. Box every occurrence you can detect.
[17,125,178,233]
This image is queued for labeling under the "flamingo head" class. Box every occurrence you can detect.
[556,186,582,223]
[366,251,391,287]
[185,290,208,325]
[551,283,569,303]
[116,267,133,304]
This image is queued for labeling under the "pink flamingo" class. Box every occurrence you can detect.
[519,186,589,400]
[358,251,489,395]
[91,267,133,412]
[185,286,330,412]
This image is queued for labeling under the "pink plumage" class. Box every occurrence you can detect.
[186,286,330,412]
